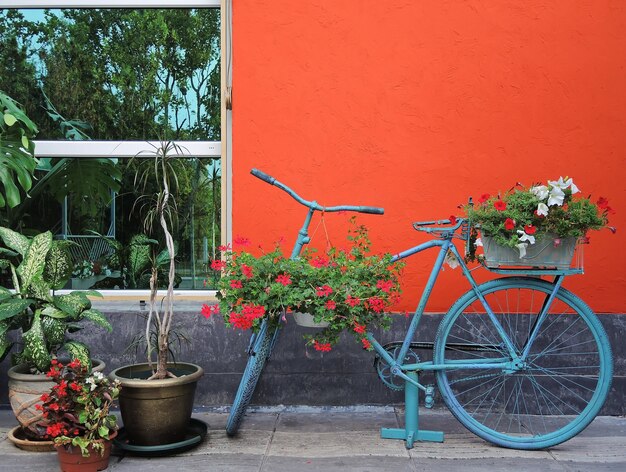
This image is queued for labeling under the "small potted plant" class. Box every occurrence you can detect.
[0,227,111,439]
[465,176,614,268]
[204,221,403,352]
[36,359,120,472]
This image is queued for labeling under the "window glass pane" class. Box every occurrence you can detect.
[0,8,220,140]
[8,156,220,290]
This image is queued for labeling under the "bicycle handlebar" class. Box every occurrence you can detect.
[250,168,384,215]
[250,168,275,185]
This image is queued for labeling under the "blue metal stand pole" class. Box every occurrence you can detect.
[380,371,444,449]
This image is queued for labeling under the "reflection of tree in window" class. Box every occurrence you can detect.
[0,8,221,289]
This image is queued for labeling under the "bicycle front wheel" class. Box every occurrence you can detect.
[434,277,612,449]
[226,322,278,436]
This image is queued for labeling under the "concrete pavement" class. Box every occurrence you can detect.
[1,406,625,471]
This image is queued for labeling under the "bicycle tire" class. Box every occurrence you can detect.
[225,323,277,436]
[434,277,612,449]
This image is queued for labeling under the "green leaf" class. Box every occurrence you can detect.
[41,316,66,346]
[80,309,112,332]
[0,333,13,363]
[21,135,29,149]
[43,241,74,289]
[27,277,52,302]
[53,292,91,318]
[22,313,51,372]
[41,305,69,319]
[0,247,18,257]
[17,231,52,290]
[98,426,109,438]
[62,340,90,369]
[3,113,17,126]
[0,227,30,255]
[0,299,32,322]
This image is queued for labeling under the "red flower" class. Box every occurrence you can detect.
[361,338,372,350]
[376,280,394,293]
[367,297,386,313]
[48,402,60,411]
[478,193,490,203]
[316,285,333,297]
[449,215,457,224]
[68,359,81,369]
[230,312,254,330]
[353,323,366,334]
[313,341,332,352]
[494,200,507,211]
[241,264,254,278]
[346,295,361,307]
[40,393,50,402]
[201,303,220,319]
[504,218,516,231]
[597,197,609,209]
[70,382,81,392]
[218,243,232,252]
[210,259,226,271]
[230,280,243,289]
[325,300,336,310]
[524,225,537,235]
[275,274,292,286]
[46,423,64,438]
[310,256,330,268]
[233,236,251,247]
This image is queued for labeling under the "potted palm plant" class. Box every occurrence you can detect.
[109,142,203,448]
[1,227,111,440]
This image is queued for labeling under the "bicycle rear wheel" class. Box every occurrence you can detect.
[226,321,278,436]
[434,277,612,449]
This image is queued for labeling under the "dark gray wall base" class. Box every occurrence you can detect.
[1,305,624,416]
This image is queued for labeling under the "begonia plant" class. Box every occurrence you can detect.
[35,359,120,457]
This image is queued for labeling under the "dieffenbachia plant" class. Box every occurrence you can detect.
[0,227,112,373]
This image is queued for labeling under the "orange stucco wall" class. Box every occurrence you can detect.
[231,1,626,313]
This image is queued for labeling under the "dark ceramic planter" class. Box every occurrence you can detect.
[109,362,204,446]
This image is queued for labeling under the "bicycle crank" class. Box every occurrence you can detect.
[374,342,421,391]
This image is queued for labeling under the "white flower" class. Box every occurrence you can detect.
[530,185,549,200]
[536,202,549,217]
[445,251,459,269]
[517,230,536,245]
[475,238,483,247]
[516,243,528,258]
[548,176,579,195]
[547,186,565,206]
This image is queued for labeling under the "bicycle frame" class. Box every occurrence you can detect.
[365,236,569,392]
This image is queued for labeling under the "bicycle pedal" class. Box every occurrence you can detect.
[424,386,435,409]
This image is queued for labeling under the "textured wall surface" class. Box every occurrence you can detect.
[231,1,626,313]
[1,307,624,415]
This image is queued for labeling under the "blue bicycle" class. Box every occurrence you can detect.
[226,169,613,450]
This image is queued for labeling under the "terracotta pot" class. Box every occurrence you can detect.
[109,362,203,446]
[55,431,117,472]
[7,359,105,438]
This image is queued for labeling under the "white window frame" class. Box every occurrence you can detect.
[0,0,229,300]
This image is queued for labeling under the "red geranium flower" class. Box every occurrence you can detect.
[275,274,292,286]
[325,300,336,310]
[361,338,372,350]
[315,285,333,297]
[230,279,243,289]
[313,340,332,352]
[478,193,490,203]
[210,259,226,271]
[201,303,220,319]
